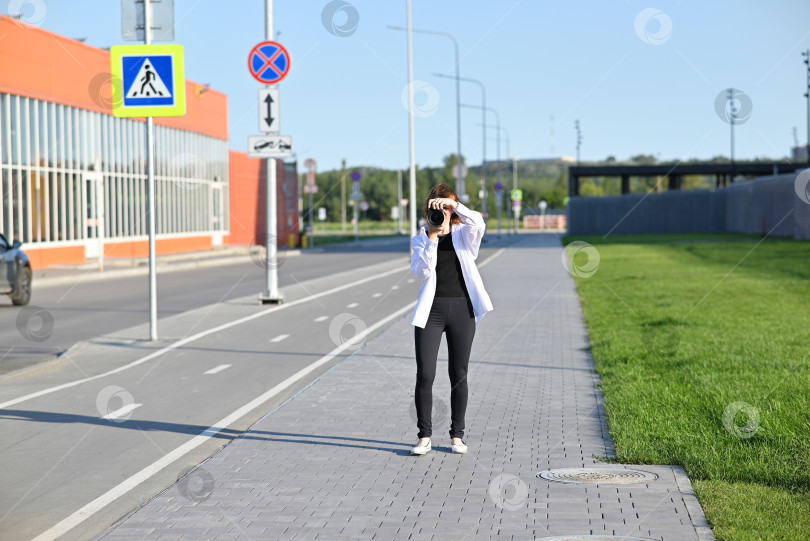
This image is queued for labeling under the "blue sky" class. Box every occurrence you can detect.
[7,0,810,172]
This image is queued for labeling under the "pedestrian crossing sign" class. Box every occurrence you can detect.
[110,44,186,117]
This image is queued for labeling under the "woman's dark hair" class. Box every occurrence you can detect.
[424,183,462,225]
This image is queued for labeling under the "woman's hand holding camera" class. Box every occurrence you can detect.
[426,198,458,241]
[428,198,458,211]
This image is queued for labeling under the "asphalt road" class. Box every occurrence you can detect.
[0,237,412,375]
[0,235,513,541]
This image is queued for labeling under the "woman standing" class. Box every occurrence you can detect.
[409,183,494,455]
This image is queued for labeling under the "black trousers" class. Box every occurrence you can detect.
[414,295,476,440]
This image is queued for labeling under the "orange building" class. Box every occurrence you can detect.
[0,16,298,269]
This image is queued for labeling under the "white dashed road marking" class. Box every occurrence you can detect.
[269,334,290,343]
[101,403,142,421]
[204,364,232,375]
[347,302,359,308]
[314,316,329,322]
[372,293,382,298]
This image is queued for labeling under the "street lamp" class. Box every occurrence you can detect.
[476,123,510,236]
[461,103,501,222]
[476,126,512,238]
[435,73,487,211]
[388,25,463,197]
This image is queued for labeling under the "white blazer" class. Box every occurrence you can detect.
[409,202,494,328]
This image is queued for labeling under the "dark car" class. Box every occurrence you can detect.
[0,233,32,305]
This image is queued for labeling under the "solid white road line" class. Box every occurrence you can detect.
[31,300,419,541]
[29,244,508,541]
[203,364,231,375]
[100,404,142,421]
[269,334,289,343]
[347,302,359,308]
[0,264,410,411]
[313,316,329,322]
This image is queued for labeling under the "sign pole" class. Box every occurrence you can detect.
[308,188,314,248]
[406,0,417,251]
[260,0,282,304]
[144,0,158,340]
[512,156,519,234]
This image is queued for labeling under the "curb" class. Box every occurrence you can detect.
[33,251,302,289]
[0,340,88,383]
[672,465,716,541]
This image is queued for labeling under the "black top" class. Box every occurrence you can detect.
[434,232,470,298]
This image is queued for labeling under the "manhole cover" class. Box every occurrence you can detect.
[536,467,658,484]
[537,537,657,541]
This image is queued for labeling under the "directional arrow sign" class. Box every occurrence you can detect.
[258,88,280,133]
[248,135,292,158]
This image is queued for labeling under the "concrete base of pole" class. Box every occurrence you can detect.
[259,292,285,305]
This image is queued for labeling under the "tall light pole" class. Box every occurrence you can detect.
[405,1,417,246]
[574,119,582,166]
[388,25,463,199]
[803,49,810,164]
[479,124,510,236]
[436,73,486,213]
[726,87,738,180]
[462,103,501,222]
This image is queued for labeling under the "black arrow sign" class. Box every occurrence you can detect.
[264,93,275,128]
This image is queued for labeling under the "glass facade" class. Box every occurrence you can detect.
[0,92,229,246]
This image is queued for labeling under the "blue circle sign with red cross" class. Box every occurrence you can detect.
[248,41,290,84]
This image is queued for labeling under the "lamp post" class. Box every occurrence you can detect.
[388,25,463,198]
[405,1,417,243]
[476,123,510,236]
[461,103,501,222]
[435,73,487,213]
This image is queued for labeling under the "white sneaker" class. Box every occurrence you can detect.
[411,438,431,455]
[451,439,467,454]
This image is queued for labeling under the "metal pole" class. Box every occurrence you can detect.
[387,25,462,199]
[504,129,511,234]
[308,190,314,248]
[729,88,735,182]
[452,39,462,199]
[512,156,518,234]
[341,158,346,232]
[261,0,281,303]
[397,168,403,234]
[353,199,359,242]
[495,123,502,237]
[144,0,158,340]
[406,0,417,249]
[481,91,486,221]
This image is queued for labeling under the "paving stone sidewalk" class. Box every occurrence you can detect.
[102,232,714,541]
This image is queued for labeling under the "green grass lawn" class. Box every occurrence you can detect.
[561,233,810,541]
